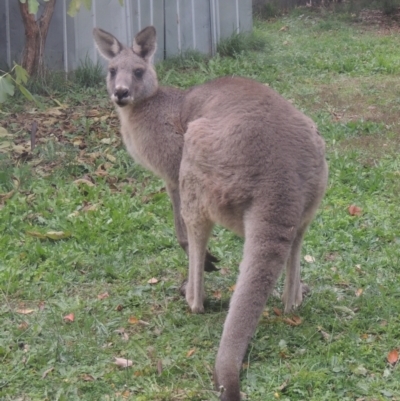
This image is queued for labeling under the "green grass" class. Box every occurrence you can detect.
[1,10,400,401]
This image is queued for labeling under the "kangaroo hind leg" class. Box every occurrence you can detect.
[185,218,213,314]
[282,223,310,313]
[214,220,292,401]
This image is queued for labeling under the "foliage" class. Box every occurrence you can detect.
[73,57,104,88]
[1,11,400,400]
[217,31,268,57]
[0,64,35,104]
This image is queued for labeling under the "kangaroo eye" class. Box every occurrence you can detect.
[134,69,144,79]
[109,67,116,77]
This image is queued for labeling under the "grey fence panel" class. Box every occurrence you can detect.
[165,0,213,58]
[4,0,25,69]
[43,0,65,71]
[0,1,8,69]
[129,0,165,62]
[2,0,252,72]
[238,0,253,33]
[217,0,252,41]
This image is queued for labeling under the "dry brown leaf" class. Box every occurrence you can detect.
[114,328,129,341]
[318,327,331,342]
[16,308,35,315]
[41,367,54,379]
[73,178,95,187]
[273,307,282,316]
[106,154,116,163]
[63,313,75,322]
[157,359,163,375]
[86,109,100,117]
[128,316,139,324]
[213,290,222,300]
[283,315,302,326]
[355,288,363,297]
[220,267,230,276]
[81,374,95,381]
[279,26,288,31]
[18,321,29,330]
[186,348,196,357]
[348,204,362,216]
[387,349,399,365]
[115,304,123,311]
[114,357,133,368]
[147,277,158,284]
[97,292,109,300]
[229,284,236,292]
[304,255,315,263]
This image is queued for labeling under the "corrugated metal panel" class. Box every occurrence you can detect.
[0,0,252,72]
[165,0,212,57]
[129,0,165,62]
[0,1,8,69]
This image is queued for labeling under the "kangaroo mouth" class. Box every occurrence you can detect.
[111,95,133,107]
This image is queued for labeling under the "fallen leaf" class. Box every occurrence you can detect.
[86,109,100,117]
[157,359,163,375]
[81,374,95,381]
[73,178,95,187]
[273,307,282,316]
[97,292,109,300]
[229,284,236,292]
[304,255,315,263]
[318,327,331,342]
[213,290,222,300]
[283,315,302,326]
[0,127,12,137]
[114,357,133,368]
[63,313,75,322]
[147,277,158,284]
[16,309,35,315]
[82,203,98,212]
[348,204,362,216]
[333,305,355,316]
[106,154,116,163]
[186,348,196,357]
[355,288,363,297]
[45,231,71,240]
[353,365,367,376]
[18,321,29,330]
[26,231,47,239]
[128,316,139,324]
[279,25,288,31]
[387,349,399,365]
[115,304,123,311]
[220,267,230,276]
[41,367,54,379]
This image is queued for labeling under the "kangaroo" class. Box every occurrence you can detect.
[93,26,328,401]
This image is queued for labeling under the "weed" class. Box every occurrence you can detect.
[217,31,268,57]
[73,56,104,88]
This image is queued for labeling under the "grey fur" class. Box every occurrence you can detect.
[93,26,328,401]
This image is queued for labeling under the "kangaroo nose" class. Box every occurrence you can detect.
[114,88,129,101]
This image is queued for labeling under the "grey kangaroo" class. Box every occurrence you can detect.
[93,26,328,401]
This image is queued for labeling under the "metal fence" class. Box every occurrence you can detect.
[0,0,252,72]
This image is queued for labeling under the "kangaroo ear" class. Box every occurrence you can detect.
[93,28,124,60]
[133,26,157,62]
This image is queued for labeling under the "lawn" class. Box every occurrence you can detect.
[1,8,400,401]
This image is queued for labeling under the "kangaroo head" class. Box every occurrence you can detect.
[93,26,158,107]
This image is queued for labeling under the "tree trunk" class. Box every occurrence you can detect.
[19,0,56,76]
